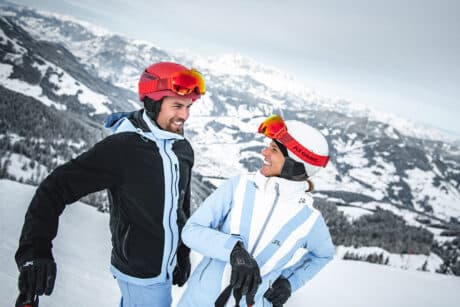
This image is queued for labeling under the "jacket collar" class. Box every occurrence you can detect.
[141,110,184,141]
[252,171,308,196]
[105,109,185,142]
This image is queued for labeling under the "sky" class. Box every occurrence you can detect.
[2,179,459,306]
[6,0,460,135]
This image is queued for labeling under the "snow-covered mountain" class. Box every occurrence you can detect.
[1,179,459,307]
[1,2,459,274]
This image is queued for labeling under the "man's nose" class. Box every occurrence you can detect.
[178,108,189,120]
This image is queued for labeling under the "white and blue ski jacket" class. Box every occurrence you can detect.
[178,171,335,307]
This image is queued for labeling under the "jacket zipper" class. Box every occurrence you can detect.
[164,140,177,279]
[168,165,183,270]
[169,249,177,266]
[250,183,280,256]
[170,164,180,265]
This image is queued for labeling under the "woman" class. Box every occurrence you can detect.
[178,115,335,307]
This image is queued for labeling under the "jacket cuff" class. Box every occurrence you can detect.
[15,239,53,268]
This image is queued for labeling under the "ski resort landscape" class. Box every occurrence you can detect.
[1,1,459,306]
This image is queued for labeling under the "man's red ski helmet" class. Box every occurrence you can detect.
[138,62,205,102]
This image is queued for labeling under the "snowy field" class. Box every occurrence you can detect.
[1,179,459,307]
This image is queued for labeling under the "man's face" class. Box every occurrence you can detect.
[156,96,194,134]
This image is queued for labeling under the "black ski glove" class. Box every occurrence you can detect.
[16,258,56,305]
[264,276,292,307]
[172,244,191,287]
[230,242,262,305]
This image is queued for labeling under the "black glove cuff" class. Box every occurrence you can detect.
[230,241,244,260]
[177,243,190,258]
[277,277,292,291]
[15,239,54,269]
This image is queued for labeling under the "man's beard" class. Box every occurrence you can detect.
[164,118,184,134]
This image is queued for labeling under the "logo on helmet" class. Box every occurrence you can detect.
[292,145,321,163]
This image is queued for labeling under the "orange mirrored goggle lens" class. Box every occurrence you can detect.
[258,114,287,139]
[171,69,206,96]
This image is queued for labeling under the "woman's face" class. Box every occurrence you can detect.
[260,141,286,177]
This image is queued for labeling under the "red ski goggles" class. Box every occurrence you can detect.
[141,68,206,96]
[258,115,329,167]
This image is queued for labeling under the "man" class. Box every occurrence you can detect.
[14,62,206,307]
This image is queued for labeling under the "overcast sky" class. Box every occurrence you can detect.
[7,0,460,135]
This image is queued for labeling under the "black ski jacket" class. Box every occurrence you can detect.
[15,110,193,280]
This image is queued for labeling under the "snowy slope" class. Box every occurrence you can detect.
[1,179,459,307]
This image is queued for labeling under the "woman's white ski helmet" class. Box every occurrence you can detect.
[284,120,329,177]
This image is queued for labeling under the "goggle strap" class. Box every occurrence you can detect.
[141,78,185,95]
[278,132,329,167]
[157,78,171,89]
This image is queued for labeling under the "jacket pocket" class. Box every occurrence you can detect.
[126,226,163,276]
[112,216,130,263]
[121,224,131,261]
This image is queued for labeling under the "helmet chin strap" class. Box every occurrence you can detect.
[280,157,308,181]
[274,140,308,181]
[143,97,163,121]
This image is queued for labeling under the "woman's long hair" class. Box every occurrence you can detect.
[306,178,314,192]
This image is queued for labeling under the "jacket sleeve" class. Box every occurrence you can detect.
[181,176,242,262]
[280,214,335,292]
[15,134,124,267]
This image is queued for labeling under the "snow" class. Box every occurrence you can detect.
[1,56,112,114]
[193,54,316,100]
[127,99,141,110]
[47,66,112,115]
[1,179,459,307]
[336,246,444,273]
[0,152,48,182]
[189,92,214,116]
[0,24,27,57]
[0,62,67,110]
[334,139,369,167]
[337,205,373,221]
[368,108,460,143]
[1,13,112,115]
[0,132,24,144]
[405,167,460,219]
